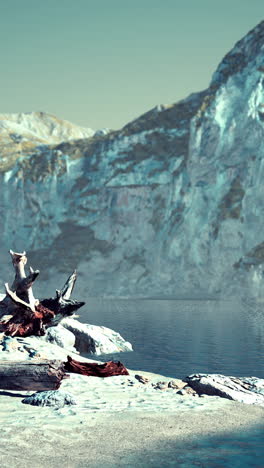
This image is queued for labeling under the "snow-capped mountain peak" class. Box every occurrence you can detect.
[0,111,95,144]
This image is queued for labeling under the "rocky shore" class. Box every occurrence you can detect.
[0,317,264,467]
[0,316,263,406]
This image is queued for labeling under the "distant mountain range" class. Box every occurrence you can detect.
[1,21,264,298]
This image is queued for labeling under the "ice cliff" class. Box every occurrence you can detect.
[1,21,264,297]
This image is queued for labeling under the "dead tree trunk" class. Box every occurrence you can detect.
[10,250,39,309]
[0,250,85,338]
[0,360,67,390]
[41,270,85,327]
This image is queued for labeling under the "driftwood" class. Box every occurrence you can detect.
[0,250,85,337]
[0,360,67,391]
[65,356,129,377]
[41,270,85,326]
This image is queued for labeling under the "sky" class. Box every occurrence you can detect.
[1,0,263,130]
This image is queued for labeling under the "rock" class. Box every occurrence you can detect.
[41,325,76,350]
[168,379,187,390]
[0,317,133,361]
[186,374,264,406]
[61,318,133,355]
[176,389,186,395]
[22,390,77,407]
[135,374,150,384]
[1,336,21,353]
[152,381,169,391]
[0,335,77,361]
[94,128,111,137]
[127,379,136,386]
[184,386,197,396]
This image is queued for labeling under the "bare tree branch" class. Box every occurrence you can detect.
[4,283,35,313]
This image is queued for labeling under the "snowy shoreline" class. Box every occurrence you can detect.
[0,321,264,467]
[0,363,264,467]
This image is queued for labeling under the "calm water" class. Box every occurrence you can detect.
[81,298,264,379]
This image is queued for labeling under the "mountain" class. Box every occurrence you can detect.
[0,111,95,142]
[1,21,264,298]
[0,111,96,173]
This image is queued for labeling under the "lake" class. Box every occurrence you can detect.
[81,298,264,379]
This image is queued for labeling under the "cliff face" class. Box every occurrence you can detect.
[1,22,264,297]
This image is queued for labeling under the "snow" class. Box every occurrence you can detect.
[0,111,95,143]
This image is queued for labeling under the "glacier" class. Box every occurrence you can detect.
[0,21,264,298]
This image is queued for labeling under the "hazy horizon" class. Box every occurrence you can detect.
[1,0,263,130]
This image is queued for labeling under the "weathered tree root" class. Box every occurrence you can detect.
[0,250,85,337]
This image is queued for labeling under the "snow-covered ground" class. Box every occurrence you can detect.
[0,365,263,467]
[0,309,263,466]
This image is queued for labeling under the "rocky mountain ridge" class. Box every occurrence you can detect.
[0,111,95,143]
[1,21,264,297]
[0,111,96,174]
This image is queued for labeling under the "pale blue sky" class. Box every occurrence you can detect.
[1,0,263,129]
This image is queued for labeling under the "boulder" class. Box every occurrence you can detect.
[186,374,264,406]
[22,390,77,407]
[41,325,76,350]
[0,317,133,360]
[0,334,78,361]
[61,318,133,355]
